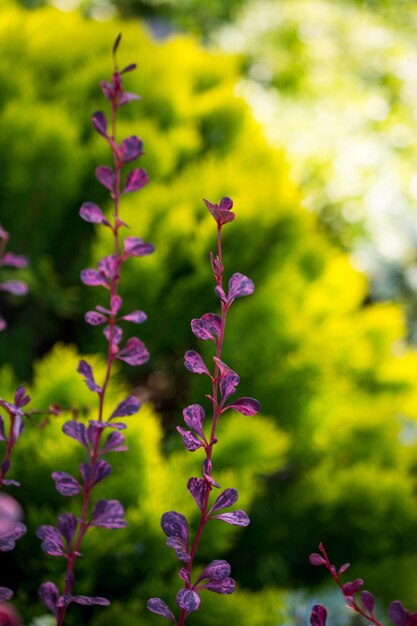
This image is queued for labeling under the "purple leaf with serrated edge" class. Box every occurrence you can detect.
[80,269,108,289]
[79,202,109,225]
[110,395,141,418]
[121,136,143,163]
[310,605,327,626]
[197,560,231,583]
[210,488,238,514]
[147,598,176,623]
[77,360,102,393]
[361,591,375,614]
[102,431,127,454]
[122,237,154,259]
[96,166,115,191]
[202,578,236,594]
[0,587,13,602]
[57,513,77,547]
[62,421,88,449]
[309,553,326,566]
[90,499,126,529]
[183,404,205,439]
[223,397,260,416]
[389,602,409,626]
[339,563,350,574]
[72,595,110,606]
[177,427,204,451]
[121,310,147,324]
[85,311,107,326]
[36,525,65,556]
[51,472,82,496]
[184,351,210,375]
[176,589,200,613]
[228,273,255,303]
[0,280,28,296]
[124,168,148,193]
[1,252,28,268]
[187,478,208,512]
[212,510,250,526]
[117,337,149,366]
[39,582,59,617]
[92,111,108,137]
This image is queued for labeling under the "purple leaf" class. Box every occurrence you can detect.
[124,168,148,193]
[62,420,88,449]
[361,591,375,614]
[202,578,236,594]
[57,513,77,547]
[197,560,231,583]
[102,431,128,454]
[122,237,154,259]
[147,598,176,623]
[228,272,255,303]
[116,337,149,366]
[0,280,28,296]
[121,136,143,163]
[212,510,250,526]
[119,91,141,105]
[210,488,238,514]
[103,324,123,352]
[80,269,108,289]
[222,397,261,416]
[98,255,118,281]
[51,472,82,496]
[214,285,227,303]
[79,202,109,225]
[96,166,115,192]
[0,225,8,240]
[187,477,209,512]
[339,563,350,574]
[110,395,141,418]
[36,525,65,556]
[342,579,364,596]
[1,252,28,268]
[111,294,123,314]
[177,426,204,452]
[80,460,111,487]
[203,197,235,226]
[310,605,327,626]
[85,311,107,326]
[389,602,409,626]
[183,404,206,439]
[309,553,326,566]
[39,582,59,617]
[176,589,200,613]
[184,351,210,375]
[77,360,102,393]
[72,595,110,606]
[121,310,147,324]
[14,386,30,408]
[0,519,26,552]
[2,479,20,487]
[0,315,6,332]
[161,511,188,543]
[191,313,221,342]
[101,80,114,101]
[90,499,126,529]
[92,111,108,137]
[0,586,13,602]
[0,416,6,442]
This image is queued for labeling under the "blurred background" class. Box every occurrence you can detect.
[2,0,417,624]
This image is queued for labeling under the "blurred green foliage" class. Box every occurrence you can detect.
[2,1,417,622]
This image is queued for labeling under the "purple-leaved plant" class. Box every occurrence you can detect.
[147,196,260,625]
[36,34,153,624]
[309,543,415,626]
[0,223,28,332]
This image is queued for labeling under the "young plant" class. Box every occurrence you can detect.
[310,543,415,626]
[147,197,260,624]
[36,34,153,624]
